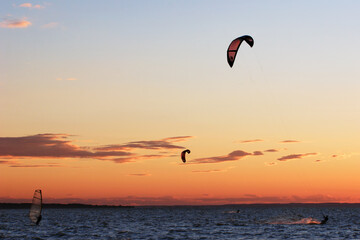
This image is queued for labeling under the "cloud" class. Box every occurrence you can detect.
[127,173,151,177]
[0,18,32,28]
[252,151,263,156]
[19,3,32,8]
[9,164,61,168]
[95,136,192,152]
[277,153,317,161]
[0,160,11,164]
[33,4,45,9]
[330,153,358,159]
[19,3,44,9]
[108,158,136,164]
[42,22,59,29]
[111,154,172,164]
[191,150,252,164]
[280,140,300,143]
[162,136,194,143]
[264,149,280,153]
[265,162,277,166]
[0,134,132,160]
[237,139,263,143]
[0,134,191,164]
[191,169,224,173]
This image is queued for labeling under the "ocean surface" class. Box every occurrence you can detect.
[1,204,360,239]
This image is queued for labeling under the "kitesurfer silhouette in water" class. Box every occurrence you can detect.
[320,215,328,225]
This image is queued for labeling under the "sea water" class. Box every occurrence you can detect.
[1,204,360,239]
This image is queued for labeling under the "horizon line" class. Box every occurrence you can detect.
[2,202,360,207]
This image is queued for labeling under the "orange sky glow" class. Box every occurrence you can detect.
[1,1,360,205]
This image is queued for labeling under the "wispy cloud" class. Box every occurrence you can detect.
[42,22,58,29]
[264,149,280,153]
[280,140,300,143]
[18,3,45,9]
[191,169,224,173]
[19,3,32,8]
[111,154,173,164]
[252,151,263,156]
[9,164,61,168]
[127,173,151,177]
[265,162,277,166]
[95,136,192,152]
[191,150,252,164]
[0,18,31,28]
[162,136,194,143]
[330,153,358,159]
[237,139,263,144]
[277,153,317,161]
[0,160,11,164]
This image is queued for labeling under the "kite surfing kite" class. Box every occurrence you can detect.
[29,189,42,225]
[227,35,254,67]
[181,149,191,163]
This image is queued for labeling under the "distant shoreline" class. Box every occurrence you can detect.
[2,202,360,209]
[0,203,135,209]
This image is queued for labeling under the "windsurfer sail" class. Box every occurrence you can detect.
[29,189,42,225]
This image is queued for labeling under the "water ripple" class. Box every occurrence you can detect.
[1,205,360,239]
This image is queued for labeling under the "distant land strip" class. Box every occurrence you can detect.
[2,202,360,209]
[0,203,135,209]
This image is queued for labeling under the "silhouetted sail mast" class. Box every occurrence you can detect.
[29,189,42,224]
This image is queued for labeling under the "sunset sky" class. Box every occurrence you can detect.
[1,0,360,205]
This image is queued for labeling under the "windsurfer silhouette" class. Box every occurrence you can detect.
[36,215,42,225]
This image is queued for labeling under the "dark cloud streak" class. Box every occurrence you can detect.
[264,149,279,152]
[280,140,300,143]
[278,153,317,161]
[191,150,252,164]
[0,134,132,159]
[238,139,263,143]
[95,136,192,151]
[0,134,192,164]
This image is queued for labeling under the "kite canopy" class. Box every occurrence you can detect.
[227,35,254,67]
[181,149,191,163]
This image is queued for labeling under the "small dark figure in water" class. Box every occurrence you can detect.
[36,215,42,225]
[320,215,328,225]
[236,210,240,213]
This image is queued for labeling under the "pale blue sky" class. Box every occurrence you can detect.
[1,0,360,141]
